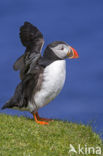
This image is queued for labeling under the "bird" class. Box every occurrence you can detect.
[1,22,79,125]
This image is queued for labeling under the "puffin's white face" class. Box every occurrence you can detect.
[50,43,71,59]
[49,42,78,59]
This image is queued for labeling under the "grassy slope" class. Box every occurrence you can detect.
[0,114,102,156]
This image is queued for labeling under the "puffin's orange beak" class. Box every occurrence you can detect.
[71,47,79,58]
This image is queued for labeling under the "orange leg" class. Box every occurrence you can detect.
[36,112,53,121]
[33,112,48,125]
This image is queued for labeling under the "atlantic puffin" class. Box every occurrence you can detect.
[2,22,79,125]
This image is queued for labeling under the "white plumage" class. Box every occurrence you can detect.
[33,60,66,110]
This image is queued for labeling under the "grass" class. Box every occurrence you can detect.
[0,114,103,156]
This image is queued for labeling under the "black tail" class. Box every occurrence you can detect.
[1,104,8,109]
[1,98,18,110]
[1,82,23,110]
[1,103,8,110]
[1,101,9,109]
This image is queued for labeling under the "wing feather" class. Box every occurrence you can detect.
[13,22,44,79]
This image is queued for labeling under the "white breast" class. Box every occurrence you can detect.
[34,60,66,109]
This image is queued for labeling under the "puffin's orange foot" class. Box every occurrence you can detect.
[35,119,49,125]
[33,112,48,125]
[36,112,54,122]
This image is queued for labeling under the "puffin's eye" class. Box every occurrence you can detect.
[60,47,64,50]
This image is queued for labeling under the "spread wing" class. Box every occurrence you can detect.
[13,22,44,80]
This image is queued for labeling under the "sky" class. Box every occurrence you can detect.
[0,0,103,137]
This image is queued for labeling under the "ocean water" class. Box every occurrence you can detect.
[0,0,103,138]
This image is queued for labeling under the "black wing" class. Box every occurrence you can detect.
[13,22,44,80]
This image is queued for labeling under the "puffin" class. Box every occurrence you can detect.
[2,22,79,125]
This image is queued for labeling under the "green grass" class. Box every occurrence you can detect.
[0,114,102,156]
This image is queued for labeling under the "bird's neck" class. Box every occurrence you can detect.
[38,46,63,67]
[38,57,65,68]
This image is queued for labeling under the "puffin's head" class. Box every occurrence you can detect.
[47,41,79,60]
